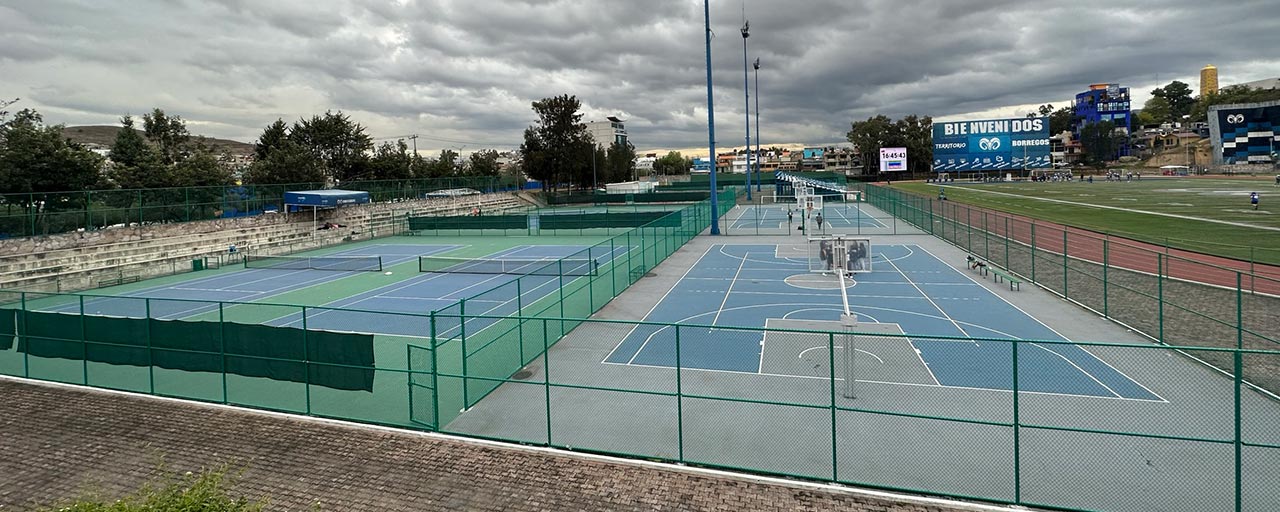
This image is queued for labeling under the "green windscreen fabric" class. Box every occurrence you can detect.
[408,215,526,231]
[17,311,83,360]
[17,312,375,392]
[540,211,681,229]
[0,309,15,350]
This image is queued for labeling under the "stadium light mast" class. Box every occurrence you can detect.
[705,0,720,235]
[753,57,761,192]
[740,19,753,200]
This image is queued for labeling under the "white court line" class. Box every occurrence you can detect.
[602,360,1166,403]
[709,251,749,328]
[914,244,1167,402]
[602,244,716,364]
[798,345,885,364]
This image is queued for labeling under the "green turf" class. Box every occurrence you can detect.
[894,176,1280,265]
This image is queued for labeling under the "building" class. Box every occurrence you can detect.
[635,155,656,174]
[1208,99,1280,167]
[800,147,825,170]
[1073,83,1132,159]
[691,157,713,173]
[1234,77,1280,91]
[586,116,628,149]
[1200,65,1219,97]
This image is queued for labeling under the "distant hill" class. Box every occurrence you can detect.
[60,125,254,156]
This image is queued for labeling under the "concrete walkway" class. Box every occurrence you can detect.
[0,378,1033,512]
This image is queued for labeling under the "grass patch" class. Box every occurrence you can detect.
[38,465,268,512]
[896,177,1280,264]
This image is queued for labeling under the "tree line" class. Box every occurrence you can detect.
[0,102,511,196]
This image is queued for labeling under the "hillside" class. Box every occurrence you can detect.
[61,125,254,156]
[1141,137,1212,168]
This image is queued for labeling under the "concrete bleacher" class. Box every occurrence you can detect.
[0,192,528,294]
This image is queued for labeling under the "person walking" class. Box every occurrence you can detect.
[813,212,824,230]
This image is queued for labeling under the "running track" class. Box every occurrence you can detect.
[915,190,1280,296]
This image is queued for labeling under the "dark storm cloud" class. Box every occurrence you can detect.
[2,0,1278,151]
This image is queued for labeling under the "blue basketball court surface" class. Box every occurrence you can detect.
[604,243,1161,401]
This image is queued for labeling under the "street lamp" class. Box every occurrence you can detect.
[704,0,719,235]
[741,19,752,201]
[753,57,761,192]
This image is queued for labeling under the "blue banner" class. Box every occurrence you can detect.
[932,117,1051,172]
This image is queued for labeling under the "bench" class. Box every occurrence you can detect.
[965,255,1020,290]
[95,274,140,288]
[988,267,1022,291]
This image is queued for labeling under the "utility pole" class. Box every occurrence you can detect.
[754,57,761,192]
[705,0,719,235]
[741,18,753,201]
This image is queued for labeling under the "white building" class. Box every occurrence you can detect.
[635,156,656,173]
[587,116,628,148]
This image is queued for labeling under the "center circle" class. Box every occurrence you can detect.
[784,273,855,290]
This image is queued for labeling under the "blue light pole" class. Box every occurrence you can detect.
[741,20,752,201]
[705,0,719,235]
[753,57,761,192]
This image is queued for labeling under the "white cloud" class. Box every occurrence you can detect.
[2,0,1277,152]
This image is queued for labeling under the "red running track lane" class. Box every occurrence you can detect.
[932,201,1280,296]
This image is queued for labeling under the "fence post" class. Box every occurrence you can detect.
[1013,339,1021,505]
[460,299,469,409]
[302,306,311,415]
[145,298,154,394]
[1030,223,1037,282]
[543,318,552,445]
[675,325,685,462]
[219,302,228,404]
[1234,346,1243,512]
[1062,231,1069,298]
[1004,217,1010,268]
[829,332,838,482]
[79,295,87,385]
[429,311,440,431]
[1158,254,1165,343]
[1103,238,1110,318]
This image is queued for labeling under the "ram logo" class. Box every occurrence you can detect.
[1226,114,1244,124]
[978,137,1002,151]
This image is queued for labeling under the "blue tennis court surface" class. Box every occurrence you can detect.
[604,243,1161,401]
[730,203,886,230]
[39,243,629,340]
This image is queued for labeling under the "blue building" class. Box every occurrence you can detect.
[692,157,713,173]
[1073,83,1132,158]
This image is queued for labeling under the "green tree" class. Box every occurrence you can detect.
[242,140,326,184]
[0,108,104,193]
[465,149,501,176]
[605,141,636,182]
[108,115,167,189]
[1151,81,1195,120]
[1142,95,1173,124]
[290,111,373,182]
[1080,120,1118,168]
[142,108,191,165]
[254,119,290,161]
[846,115,900,174]
[368,140,414,180]
[653,151,690,175]
[420,149,460,178]
[894,114,932,173]
[1191,84,1280,121]
[521,95,591,190]
[174,142,235,187]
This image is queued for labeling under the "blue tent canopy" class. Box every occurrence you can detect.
[283,190,370,210]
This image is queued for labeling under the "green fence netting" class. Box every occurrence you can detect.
[15,311,374,391]
[863,183,1280,394]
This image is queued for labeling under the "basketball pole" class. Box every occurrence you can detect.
[838,257,857,399]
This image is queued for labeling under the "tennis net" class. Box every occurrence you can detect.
[418,256,598,276]
[244,254,383,272]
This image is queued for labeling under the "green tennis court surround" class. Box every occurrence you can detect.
[244,254,383,272]
[417,256,598,276]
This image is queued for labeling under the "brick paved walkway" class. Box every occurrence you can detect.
[0,378,1030,511]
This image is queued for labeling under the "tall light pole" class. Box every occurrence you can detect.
[740,19,752,201]
[704,0,719,235]
[753,57,761,192]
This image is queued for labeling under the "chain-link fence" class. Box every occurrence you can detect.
[0,176,506,238]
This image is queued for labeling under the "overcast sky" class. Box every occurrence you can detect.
[3,0,1279,155]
